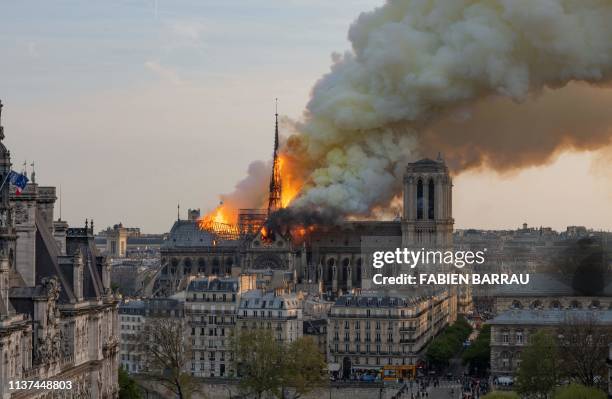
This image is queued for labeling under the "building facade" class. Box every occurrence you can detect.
[237,290,302,343]
[185,277,240,378]
[0,101,119,399]
[327,290,455,378]
[489,309,612,377]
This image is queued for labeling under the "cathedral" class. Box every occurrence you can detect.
[0,101,119,399]
[153,114,471,314]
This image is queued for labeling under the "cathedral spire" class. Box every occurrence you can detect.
[267,98,282,215]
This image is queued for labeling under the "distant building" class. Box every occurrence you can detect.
[185,277,241,378]
[303,319,328,356]
[237,290,303,343]
[118,300,146,373]
[327,290,455,379]
[489,309,612,377]
[103,223,140,258]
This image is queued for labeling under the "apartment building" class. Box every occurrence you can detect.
[185,277,240,377]
[327,289,455,378]
[237,290,303,343]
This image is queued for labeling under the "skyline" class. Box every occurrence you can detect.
[1,0,611,233]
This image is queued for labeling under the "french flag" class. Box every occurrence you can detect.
[8,170,28,195]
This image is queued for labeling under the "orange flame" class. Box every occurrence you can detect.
[198,152,304,234]
[279,154,302,207]
[198,205,234,230]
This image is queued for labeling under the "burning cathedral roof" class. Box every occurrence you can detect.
[163,219,239,248]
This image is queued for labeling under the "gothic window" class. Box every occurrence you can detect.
[342,258,350,283]
[428,179,435,219]
[416,179,423,219]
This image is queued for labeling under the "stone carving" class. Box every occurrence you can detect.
[14,203,28,224]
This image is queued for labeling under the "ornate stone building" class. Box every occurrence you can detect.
[153,157,470,307]
[0,101,119,398]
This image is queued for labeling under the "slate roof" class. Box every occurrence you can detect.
[489,309,612,326]
[333,294,427,308]
[187,277,239,293]
[238,290,300,310]
[490,273,612,297]
[162,220,238,248]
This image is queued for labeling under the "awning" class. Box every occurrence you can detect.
[328,363,341,372]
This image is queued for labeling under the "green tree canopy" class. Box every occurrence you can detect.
[462,324,491,376]
[233,328,284,399]
[515,330,560,398]
[553,384,606,399]
[426,317,472,369]
[233,329,327,399]
[118,367,142,399]
[481,392,519,399]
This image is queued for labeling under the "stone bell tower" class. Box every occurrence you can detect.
[401,157,453,248]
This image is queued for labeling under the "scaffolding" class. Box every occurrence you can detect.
[238,208,268,236]
[198,219,240,241]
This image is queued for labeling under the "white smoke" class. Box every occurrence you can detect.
[287,0,612,215]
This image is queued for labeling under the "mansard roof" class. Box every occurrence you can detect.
[489,308,612,326]
[238,290,300,310]
[333,294,427,308]
[187,277,238,293]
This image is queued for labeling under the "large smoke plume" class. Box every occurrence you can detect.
[218,0,612,222]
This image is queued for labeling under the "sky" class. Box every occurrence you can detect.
[1,0,611,233]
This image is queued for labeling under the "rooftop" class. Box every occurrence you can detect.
[489,309,612,326]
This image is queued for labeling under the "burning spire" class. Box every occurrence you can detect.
[267,98,282,215]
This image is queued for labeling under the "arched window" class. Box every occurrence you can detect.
[416,179,424,219]
[183,258,192,274]
[511,300,522,309]
[428,179,435,219]
[327,258,335,281]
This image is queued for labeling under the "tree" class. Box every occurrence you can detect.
[557,313,609,389]
[118,367,142,399]
[233,328,284,399]
[138,318,196,399]
[515,330,560,398]
[232,329,327,399]
[282,336,327,399]
[426,317,472,369]
[553,383,606,399]
[462,324,491,376]
[481,392,519,399]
